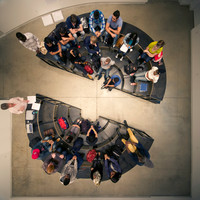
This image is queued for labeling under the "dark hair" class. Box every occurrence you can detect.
[16,32,26,42]
[113,10,120,19]
[110,172,121,183]
[127,33,138,45]
[1,103,9,110]
[157,40,165,48]
[113,77,119,83]
[88,132,96,142]
[59,27,66,34]
[44,37,52,44]
[66,135,73,143]
[63,176,70,186]
[70,14,77,23]
[94,10,99,19]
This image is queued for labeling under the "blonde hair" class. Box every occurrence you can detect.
[46,163,54,174]
[90,35,98,43]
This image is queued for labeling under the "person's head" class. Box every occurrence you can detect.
[90,35,98,44]
[59,27,67,36]
[32,149,40,159]
[46,163,55,174]
[112,10,120,22]
[113,77,119,83]
[63,174,71,186]
[65,135,73,143]
[154,69,160,75]
[44,37,52,47]
[156,40,165,48]
[70,14,78,25]
[88,132,96,143]
[94,10,100,20]
[1,103,9,110]
[105,57,111,65]
[110,171,121,183]
[93,171,101,186]
[16,32,27,42]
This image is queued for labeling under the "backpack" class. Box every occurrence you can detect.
[84,64,94,75]
[86,149,97,162]
[80,119,91,134]
[58,117,69,130]
[80,17,90,34]
[91,54,101,73]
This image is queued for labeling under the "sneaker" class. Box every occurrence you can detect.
[87,74,93,79]
[130,49,133,52]
[120,57,123,61]
[115,54,119,58]
[112,45,116,48]
[95,74,99,77]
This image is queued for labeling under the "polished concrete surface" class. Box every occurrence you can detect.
[0,1,193,197]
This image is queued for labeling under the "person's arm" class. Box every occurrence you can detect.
[105,22,113,36]
[86,126,92,136]
[123,33,130,46]
[91,125,98,137]
[89,12,95,33]
[110,158,122,173]
[104,78,112,87]
[100,14,105,33]
[77,23,83,32]
[109,26,121,36]
[33,34,40,48]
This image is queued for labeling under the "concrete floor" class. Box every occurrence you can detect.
[0,1,193,197]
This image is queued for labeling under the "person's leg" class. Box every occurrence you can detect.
[105,68,110,80]
[104,31,109,43]
[78,30,85,41]
[75,152,84,169]
[113,34,119,46]
[74,64,87,75]
[97,67,104,79]
[66,154,73,163]
[135,76,148,82]
[73,33,78,44]
[127,128,138,144]
[52,54,61,62]
[134,71,146,77]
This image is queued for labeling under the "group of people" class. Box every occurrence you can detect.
[30,117,153,186]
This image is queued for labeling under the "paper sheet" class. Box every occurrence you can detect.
[31,103,41,110]
[27,96,36,103]
[52,10,64,22]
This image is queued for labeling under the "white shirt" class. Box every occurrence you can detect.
[145,66,159,83]
[100,57,115,70]
[19,32,40,52]
[8,97,27,114]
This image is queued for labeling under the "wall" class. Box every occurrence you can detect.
[0,0,147,36]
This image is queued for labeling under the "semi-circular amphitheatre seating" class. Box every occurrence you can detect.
[26,94,154,181]
[37,13,166,104]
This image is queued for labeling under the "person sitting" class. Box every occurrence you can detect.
[116,32,139,61]
[16,32,40,53]
[60,150,84,186]
[130,66,160,86]
[122,120,154,168]
[66,14,85,44]
[104,10,123,47]
[84,35,100,58]
[56,27,75,51]
[44,37,65,65]
[102,75,121,91]
[1,97,28,114]
[138,40,165,65]
[96,57,115,80]
[64,119,82,143]
[42,151,66,175]
[89,9,105,41]
[152,51,163,65]
[86,124,98,146]
[104,153,122,183]
[69,48,92,79]
[90,152,103,186]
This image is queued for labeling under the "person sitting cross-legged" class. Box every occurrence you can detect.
[44,37,66,65]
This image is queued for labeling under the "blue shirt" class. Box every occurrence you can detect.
[66,16,81,29]
[111,75,121,87]
[107,15,123,30]
[89,10,105,33]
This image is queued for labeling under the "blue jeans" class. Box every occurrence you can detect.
[104,31,119,46]
[134,71,148,82]
[98,67,110,80]
[52,54,62,63]
[140,52,152,63]
[61,43,71,51]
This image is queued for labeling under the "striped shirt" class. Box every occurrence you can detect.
[89,10,105,33]
[19,32,40,52]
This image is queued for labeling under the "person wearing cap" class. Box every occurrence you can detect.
[31,142,50,160]
[1,97,28,114]
[121,120,154,168]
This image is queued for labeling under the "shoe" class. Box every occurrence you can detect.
[130,49,133,52]
[95,74,98,77]
[112,45,116,48]
[87,74,93,79]
[124,120,128,128]
[115,54,119,58]
[120,57,123,61]
[98,75,102,80]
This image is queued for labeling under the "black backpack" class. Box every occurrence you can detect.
[91,53,101,73]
